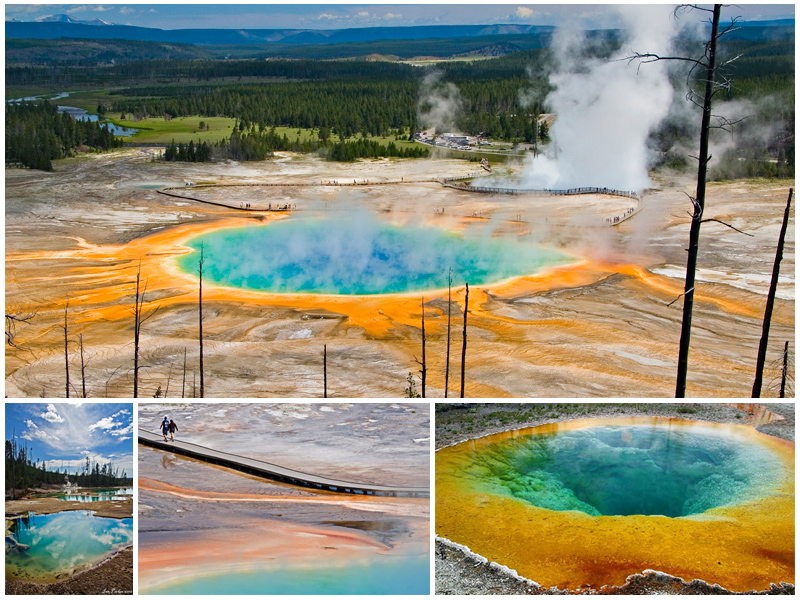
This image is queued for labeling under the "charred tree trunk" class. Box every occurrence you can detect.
[198,244,205,398]
[323,344,328,398]
[676,4,721,398]
[460,283,469,398]
[780,341,789,398]
[752,188,793,397]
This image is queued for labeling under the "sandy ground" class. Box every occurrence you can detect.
[5,495,133,519]
[5,546,133,595]
[5,150,794,397]
[434,402,795,595]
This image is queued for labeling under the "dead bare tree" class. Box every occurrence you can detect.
[198,243,205,398]
[131,260,159,398]
[79,333,87,398]
[323,344,328,398]
[460,283,469,398]
[780,341,790,398]
[444,269,452,398]
[182,347,187,398]
[627,4,744,397]
[752,188,793,397]
[414,297,427,398]
[165,366,172,398]
[63,301,70,398]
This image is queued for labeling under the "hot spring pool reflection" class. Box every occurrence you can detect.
[460,423,786,517]
[5,511,133,582]
[56,488,133,502]
[142,554,429,595]
[177,215,572,295]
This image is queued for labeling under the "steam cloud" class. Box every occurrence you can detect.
[417,71,462,133]
[521,5,678,192]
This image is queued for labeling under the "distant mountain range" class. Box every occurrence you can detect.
[4,21,552,46]
[35,13,116,26]
[5,17,793,47]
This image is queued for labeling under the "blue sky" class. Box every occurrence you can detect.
[5,3,795,30]
[5,402,134,476]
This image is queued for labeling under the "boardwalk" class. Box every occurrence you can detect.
[138,429,428,497]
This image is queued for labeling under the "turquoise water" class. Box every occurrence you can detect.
[57,488,133,502]
[464,425,786,517]
[177,215,571,295]
[5,511,133,582]
[143,554,429,595]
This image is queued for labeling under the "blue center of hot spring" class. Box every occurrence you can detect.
[177,216,571,295]
[468,425,785,517]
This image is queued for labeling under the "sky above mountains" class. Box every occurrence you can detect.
[5,403,134,476]
[6,3,795,31]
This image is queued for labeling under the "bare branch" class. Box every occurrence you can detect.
[668,287,694,307]
[700,218,754,236]
[6,312,35,348]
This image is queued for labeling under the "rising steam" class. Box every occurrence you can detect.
[417,71,463,133]
[520,5,678,192]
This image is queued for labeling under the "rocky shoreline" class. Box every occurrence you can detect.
[5,496,133,519]
[434,402,795,595]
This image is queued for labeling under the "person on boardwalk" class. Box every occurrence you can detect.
[168,419,179,442]
[160,416,169,441]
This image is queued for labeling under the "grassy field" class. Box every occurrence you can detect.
[106,114,238,143]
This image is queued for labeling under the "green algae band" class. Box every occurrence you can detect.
[453,424,787,517]
[177,215,571,295]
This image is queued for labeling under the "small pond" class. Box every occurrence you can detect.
[5,510,133,583]
[56,488,133,502]
[57,106,141,136]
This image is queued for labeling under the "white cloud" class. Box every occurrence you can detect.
[25,419,38,429]
[88,416,119,432]
[383,13,402,20]
[110,422,134,437]
[66,5,110,14]
[515,7,534,19]
[119,7,134,15]
[21,429,59,443]
[358,11,369,18]
[316,13,337,21]
[41,404,64,423]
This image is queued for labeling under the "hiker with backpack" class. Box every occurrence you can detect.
[160,416,169,441]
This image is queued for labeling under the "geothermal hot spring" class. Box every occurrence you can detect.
[138,403,430,595]
[5,511,133,583]
[176,213,572,295]
[436,417,795,591]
